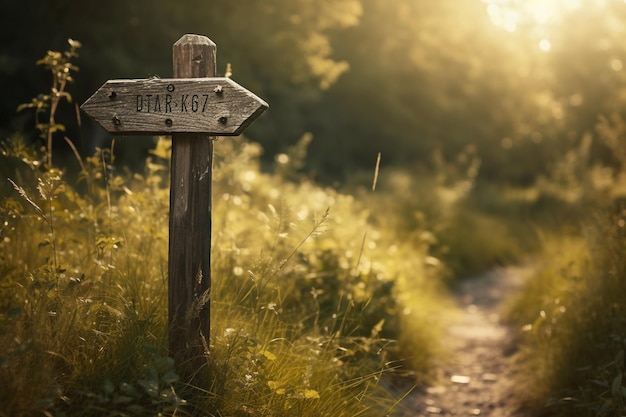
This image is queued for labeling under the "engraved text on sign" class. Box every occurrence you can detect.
[81,78,268,136]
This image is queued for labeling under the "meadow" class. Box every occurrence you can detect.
[0,43,456,416]
[3,18,626,416]
[0,134,452,416]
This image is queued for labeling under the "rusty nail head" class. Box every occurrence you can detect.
[165,118,173,127]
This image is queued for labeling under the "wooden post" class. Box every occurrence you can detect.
[168,34,215,364]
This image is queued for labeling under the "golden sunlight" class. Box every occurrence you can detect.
[483,0,585,33]
[482,0,593,50]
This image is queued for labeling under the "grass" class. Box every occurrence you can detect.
[0,124,453,415]
[502,206,626,416]
[14,37,626,417]
[497,116,626,416]
[2,40,455,415]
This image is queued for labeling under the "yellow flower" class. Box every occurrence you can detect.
[304,389,320,399]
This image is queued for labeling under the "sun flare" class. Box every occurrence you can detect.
[482,0,591,51]
[483,0,584,32]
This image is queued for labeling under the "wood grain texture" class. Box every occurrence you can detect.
[80,78,268,135]
[168,34,214,362]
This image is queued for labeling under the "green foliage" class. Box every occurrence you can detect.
[0,46,450,414]
[69,345,186,417]
[503,118,626,415]
[0,134,448,415]
[6,0,626,185]
[0,0,362,162]
[209,136,448,382]
[503,226,626,417]
[0,139,171,415]
[362,146,530,279]
[17,38,81,168]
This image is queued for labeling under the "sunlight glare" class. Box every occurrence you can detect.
[487,3,519,32]
[482,0,587,51]
[532,2,556,24]
[611,58,623,71]
[483,0,585,30]
[539,39,552,51]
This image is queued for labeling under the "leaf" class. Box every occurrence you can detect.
[267,381,280,390]
[68,38,82,49]
[370,318,385,338]
[127,404,146,413]
[162,371,179,384]
[615,350,624,370]
[138,378,159,398]
[159,387,179,401]
[611,373,622,399]
[48,124,66,134]
[143,343,160,356]
[17,102,35,112]
[258,349,277,361]
[147,163,165,173]
[96,236,123,251]
[102,379,115,396]
[591,379,609,388]
[6,307,22,318]
[304,389,320,399]
[119,382,139,397]
[149,137,172,160]
[58,91,72,102]
[112,394,133,404]
[38,239,52,248]
[598,399,613,415]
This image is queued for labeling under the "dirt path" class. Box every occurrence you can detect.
[400,266,532,417]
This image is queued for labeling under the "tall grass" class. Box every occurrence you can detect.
[504,218,626,416]
[503,119,626,416]
[0,134,452,416]
[0,41,452,416]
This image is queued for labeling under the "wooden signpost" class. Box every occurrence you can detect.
[80,78,267,135]
[81,34,268,365]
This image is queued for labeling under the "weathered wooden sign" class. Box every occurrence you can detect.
[81,78,268,135]
[81,34,268,370]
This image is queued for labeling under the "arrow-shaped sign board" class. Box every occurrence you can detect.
[80,77,268,135]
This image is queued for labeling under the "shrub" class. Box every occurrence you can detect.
[502,114,626,417]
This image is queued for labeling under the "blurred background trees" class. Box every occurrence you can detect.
[2,0,626,186]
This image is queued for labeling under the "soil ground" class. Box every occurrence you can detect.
[399,266,534,417]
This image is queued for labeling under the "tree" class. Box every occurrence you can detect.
[306,0,554,183]
[0,0,361,162]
